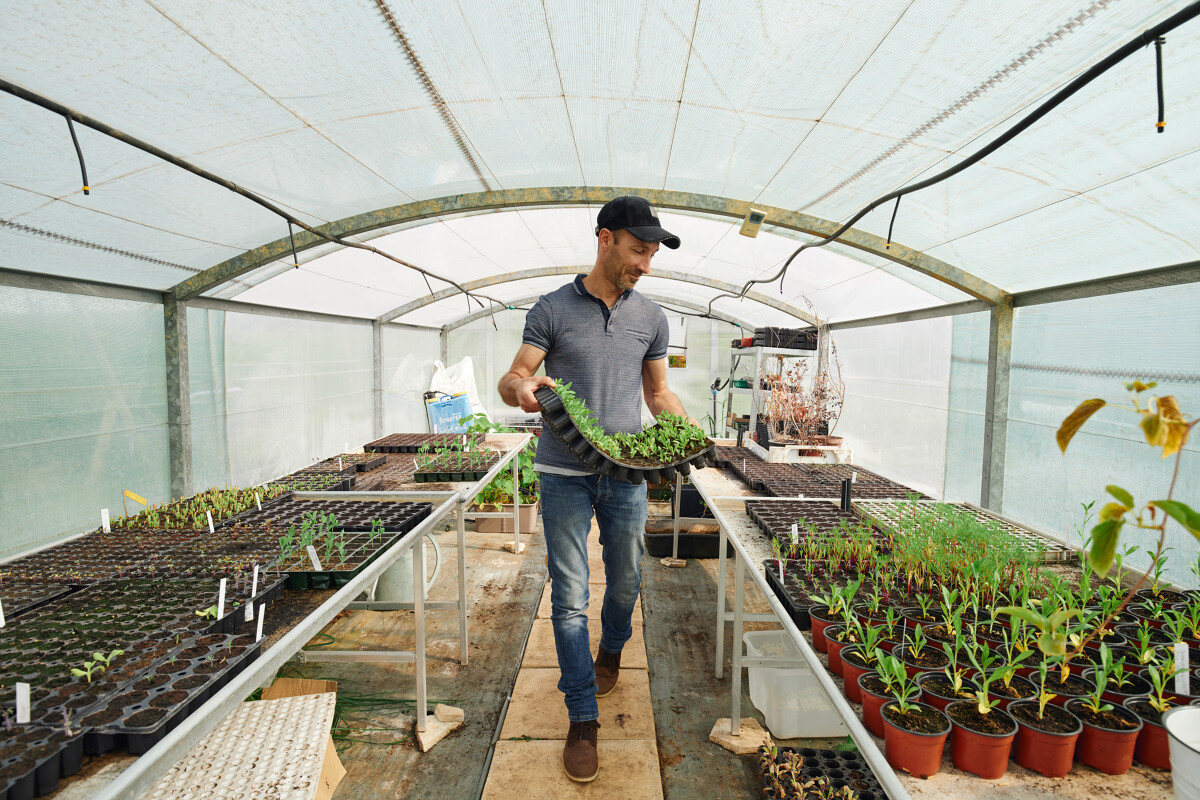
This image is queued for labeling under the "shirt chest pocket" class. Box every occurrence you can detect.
[625,327,653,346]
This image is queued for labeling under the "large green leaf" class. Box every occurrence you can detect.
[1087,519,1124,574]
[1106,485,1134,508]
[1038,631,1068,657]
[995,606,1047,631]
[1151,500,1200,540]
[1057,399,1105,453]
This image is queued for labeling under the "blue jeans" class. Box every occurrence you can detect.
[540,472,647,722]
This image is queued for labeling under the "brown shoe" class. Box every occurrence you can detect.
[594,647,622,698]
[563,719,600,782]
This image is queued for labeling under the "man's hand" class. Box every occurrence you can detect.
[514,376,557,413]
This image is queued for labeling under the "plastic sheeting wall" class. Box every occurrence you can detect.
[381,324,442,434]
[0,287,169,559]
[447,310,737,431]
[943,311,990,503]
[187,308,373,488]
[1000,284,1200,588]
[829,318,952,498]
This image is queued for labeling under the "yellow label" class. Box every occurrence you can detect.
[123,489,148,505]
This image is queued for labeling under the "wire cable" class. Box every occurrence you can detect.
[1154,36,1166,132]
[705,1,1200,317]
[65,116,89,195]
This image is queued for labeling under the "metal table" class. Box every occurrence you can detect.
[689,464,912,800]
[95,432,532,799]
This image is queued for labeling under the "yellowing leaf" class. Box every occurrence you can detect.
[1163,421,1190,459]
[1150,500,1200,540]
[1088,519,1123,574]
[1106,485,1134,508]
[1057,399,1106,453]
[1142,410,1165,446]
[1159,395,1184,422]
[1099,502,1130,522]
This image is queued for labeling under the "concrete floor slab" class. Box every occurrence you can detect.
[482,740,664,800]
[522,618,648,669]
[500,668,656,741]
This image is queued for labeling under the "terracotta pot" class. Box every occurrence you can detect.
[946,700,1017,779]
[823,625,850,676]
[858,672,922,739]
[881,701,950,779]
[1008,699,1083,778]
[896,644,950,680]
[1067,697,1143,775]
[840,647,874,703]
[916,672,977,713]
[809,606,838,652]
[1124,697,1172,770]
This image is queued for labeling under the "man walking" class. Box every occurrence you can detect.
[498,196,693,782]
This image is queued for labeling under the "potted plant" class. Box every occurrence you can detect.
[839,624,886,703]
[895,624,950,678]
[1008,660,1084,777]
[1124,660,1185,770]
[877,653,951,779]
[464,414,540,533]
[945,645,1019,779]
[1066,655,1143,775]
[857,648,920,739]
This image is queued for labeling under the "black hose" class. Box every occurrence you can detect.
[707,1,1200,315]
[885,196,900,250]
[65,116,89,195]
[1155,37,1166,133]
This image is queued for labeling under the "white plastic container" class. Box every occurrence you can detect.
[744,630,848,738]
[1165,706,1200,800]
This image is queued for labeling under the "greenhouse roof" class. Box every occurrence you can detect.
[1,0,1198,328]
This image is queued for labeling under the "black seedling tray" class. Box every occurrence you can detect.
[0,726,85,800]
[231,498,429,532]
[267,471,356,492]
[364,433,486,453]
[412,469,489,483]
[535,387,715,485]
[0,583,73,619]
[762,561,812,630]
[766,747,888,799]
[644,532,731,559]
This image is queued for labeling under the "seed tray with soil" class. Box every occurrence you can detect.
[412,450,500,483]
[535,386,715,485]
[364,433,487,453]
[760,746,889,800]
[0,582,73,619]
[304,453,387,474]
[276,506,432,589]
[231,498,431,532]
[0,725,85,800]
[267,471,356,493]
[745,500,888,542]
[0,530,207,585]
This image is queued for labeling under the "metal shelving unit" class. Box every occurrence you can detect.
[723,346,814,442]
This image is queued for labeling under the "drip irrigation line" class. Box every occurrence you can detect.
[0,77,512,315]
[705,2,1200,317]
[1154,36,1167,132]
[885,196,900,250]
[65,116,89,195]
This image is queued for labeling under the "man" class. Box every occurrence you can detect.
[498,196,693,782]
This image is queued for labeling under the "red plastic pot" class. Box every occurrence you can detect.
[946,700,1017,779]
[881,700,950,779]
[990,674,1037,713]
[824,625,849,677]
[916,672,977,713]
[809,606,838,652]
[1067,697,1143,775]
[1124,697,1171,770]
[858,673,922,739]
[1082,667,1151,707]
[1008,699,1083,778]
[840,647,873,703]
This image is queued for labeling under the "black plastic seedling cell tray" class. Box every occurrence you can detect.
[0,726,85,800]
[763,747,889,799]
[232,498,429,532]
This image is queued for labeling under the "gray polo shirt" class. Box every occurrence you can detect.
[523,275,669,475]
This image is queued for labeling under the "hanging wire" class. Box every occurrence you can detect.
[287,221,299,268]
[1154,36,1166,133]
[885,196,901,249]
[65,116,89,195]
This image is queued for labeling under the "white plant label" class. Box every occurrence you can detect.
[1176,642,1191,696]
[778,559,784,583]
[245,566,260,622]
[306,545,323,571]
[206,511,215,533]
[852,471,858,483]
[101,508,110,533]
[217,578,227,619]
[15,683,30,724]
[254,491,262,511]
[338,457,343,470]
[790,523,798,546]
[0,597,5,628]
[255,604,266,641]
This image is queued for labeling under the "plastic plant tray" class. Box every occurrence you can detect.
[140,693,336,800]
[0,725,85,800]
[535,386,715,485]
[267,471,356,492]
[305,453,387,473]
[412,450,500,483]
[744,500,889,544]
[229,498,431,532]
[763,747,889,799]
[853,499,1074,562]
[277,504,432,589]
[0,582,73,619]
[364,432,486,453]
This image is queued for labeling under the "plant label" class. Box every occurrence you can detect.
[15,683,30,724]
[101,508,110,533]
[306,545,323,571]
[852,471,858,483]
[790,523,798,545]
[206,510,215,533]
[255,604,266,641]
[217,578,227,620]
[0,597,5,628]
[1176,642,1190,696]
[254,491,262,511]
[245,566,260,622]
[338,457,343,470]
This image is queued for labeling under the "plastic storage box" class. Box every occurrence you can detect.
[744,630,848,738]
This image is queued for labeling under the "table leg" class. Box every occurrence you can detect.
[415,537,427,733]
[715,520,728,678]
[731,552,744,736]
[457,497,469,666]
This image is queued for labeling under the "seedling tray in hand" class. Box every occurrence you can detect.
[534,386,714,485]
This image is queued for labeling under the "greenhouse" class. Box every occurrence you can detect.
[1,0,1198,798]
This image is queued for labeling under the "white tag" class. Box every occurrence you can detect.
[206,510,215,533]
[1176,643,1191,696]
[16,683,30,724]
[797,493,804,499]
[245,566,259,622]
[338,457,343,470]
[255,604,266,641]
[790,523,798,545]
[778,560,784,583]
[217,578,226,619]
[0,597,5,628]
[852,471,858,483]
[306,545,323,571]
[101,508,110,533]
[255,491,262,511]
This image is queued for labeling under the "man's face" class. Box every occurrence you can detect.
[601,230,659,291]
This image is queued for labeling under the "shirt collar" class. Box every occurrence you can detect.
[573,274,630,308]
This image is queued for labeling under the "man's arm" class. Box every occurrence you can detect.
[499,343,555,412]
[641,358,690,419]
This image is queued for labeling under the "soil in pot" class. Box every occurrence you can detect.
[989,674,1037,710]
[1124,697,1173,770]
[917,673,977,712]
[858,673,907,738]
[946,700,1017,779]
[881,701,950,779]
[897,645,950,678]
[1043,672,1095,707]
[1067,697,1143,775]
[1009,700,1083,778]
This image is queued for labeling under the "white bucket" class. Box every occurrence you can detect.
[1164,706,1200,800]
[372,533,442,602]
[744,630,848,738]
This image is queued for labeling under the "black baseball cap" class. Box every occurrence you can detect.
[595,196,681,249]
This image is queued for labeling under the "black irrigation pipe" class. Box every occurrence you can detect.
[0,77,510,313]
[65,116,89,195]
[707,2,1200,317]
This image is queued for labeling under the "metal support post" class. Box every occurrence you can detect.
[163,294,193,499]
[672,473,683,559]
[372,320,383,439]
[981,299,1013,510]
[457,495,469,665]
[512,454,521,554]
[731,552,745,735]
[415,536,427,733]
[715,516,728,678]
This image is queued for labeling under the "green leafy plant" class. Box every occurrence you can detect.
[877,651,921,713]
[550,381,708,463]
